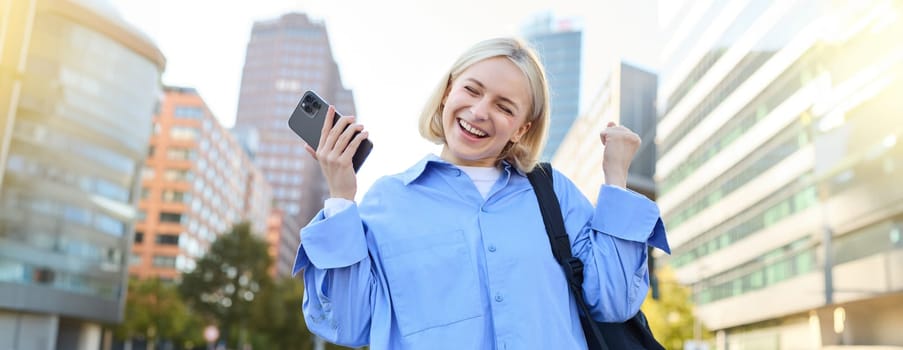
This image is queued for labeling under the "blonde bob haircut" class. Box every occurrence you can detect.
[418,37,550,174]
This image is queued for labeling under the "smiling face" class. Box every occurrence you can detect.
[439,57,533,168]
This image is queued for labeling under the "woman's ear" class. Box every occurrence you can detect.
[441,76,452,105]
[511,122,532,143]
[440,96,447,109]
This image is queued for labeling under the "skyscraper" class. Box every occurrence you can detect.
[658,1,903,347]
[130,86,272,281]
[234,13,355,277]
[0,0,164,347]
[523,13,582,161]
[552,62,657,201]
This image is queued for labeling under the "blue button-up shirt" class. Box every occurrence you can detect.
[293,155,669,349]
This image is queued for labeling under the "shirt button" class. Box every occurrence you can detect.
[495,294,504,302]
[488,245,496,252]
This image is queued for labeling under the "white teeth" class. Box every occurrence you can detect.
[459,119,487,137]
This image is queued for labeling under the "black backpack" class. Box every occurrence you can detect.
[527,163,665,350]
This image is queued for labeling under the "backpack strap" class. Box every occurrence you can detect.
[527,163,609,350]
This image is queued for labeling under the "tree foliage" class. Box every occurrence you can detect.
[170,221,364,349]
[179,221,273,348]
[113,277,203,347]
[250,274,363,349]
[248,276,315,349]
[641,265,712,350]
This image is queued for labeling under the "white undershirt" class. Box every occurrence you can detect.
[457,165,502,199]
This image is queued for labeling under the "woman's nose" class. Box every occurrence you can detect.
[470,99,491,120]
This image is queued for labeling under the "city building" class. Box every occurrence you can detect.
[0,0,164,348]
[264,209,283,277]
[657,0,903,348]
[130,86,272,281]
[523,12,583,161]
[234,13,355,277]
[267,208,303,278]
[231,127,287,278]
[552,62,658,201]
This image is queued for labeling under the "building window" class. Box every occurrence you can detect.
[163,169,192,182]
[141,168,155,181]
[152,255,177,268]
[173,106,204,119]
[134,232,144,243]
[162,190,190,203]
[155,234,179,246]
[95,178,130,202]
[167,148,195,161]
[159,212,182,223]
[96,214,125,236]
[32,267,55,284]
[170,126,199,141]
[63,205,91,226]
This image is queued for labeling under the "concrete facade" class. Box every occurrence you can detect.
[0,0,164,347]
[657,1,903,348]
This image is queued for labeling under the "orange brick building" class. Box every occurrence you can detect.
[130,86,273,280]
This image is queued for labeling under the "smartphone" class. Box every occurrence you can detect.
[288,90,373,172]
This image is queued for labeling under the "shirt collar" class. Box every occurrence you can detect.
[400,154,447,185]
[504,160,527,177]
[400,154,527,185]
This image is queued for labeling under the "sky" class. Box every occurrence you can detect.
[109,0,665,195]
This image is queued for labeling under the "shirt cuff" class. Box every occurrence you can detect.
[592,185,671,254]
[292,203,368,274]
[324,198,354,217]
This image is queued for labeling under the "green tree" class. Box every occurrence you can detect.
[641,265,712,350]
[179,221,273,348]
[113,277,202,348]
[250,276,312,348]
[252,276,364,349]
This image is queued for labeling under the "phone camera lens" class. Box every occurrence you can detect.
[312,101,321,109]
[303,95,312,103]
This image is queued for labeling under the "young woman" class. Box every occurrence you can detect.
[294,37,669,349]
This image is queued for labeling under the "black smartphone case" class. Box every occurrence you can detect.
[288,90,372,172]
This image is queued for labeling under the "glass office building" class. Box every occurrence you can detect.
[235,13,355,218]
[0,0,164,348]
[523,13,583,161]
[234,13,355,277]
[553,62,658,201]
[657,0,903,348]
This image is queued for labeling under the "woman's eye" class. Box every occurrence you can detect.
[499,105,513,115]
[464,86,478,94]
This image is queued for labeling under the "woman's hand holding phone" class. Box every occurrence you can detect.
[304,105,370,200]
